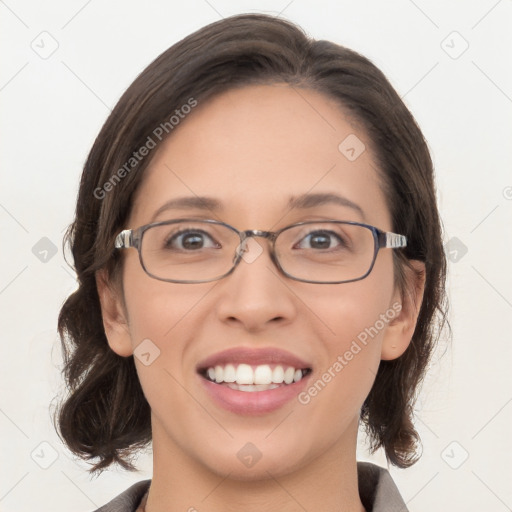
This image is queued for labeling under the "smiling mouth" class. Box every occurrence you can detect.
[198,363,312,392]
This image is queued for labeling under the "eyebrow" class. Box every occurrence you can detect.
[150,192,365,222]
[288,192,365,220]
[151,196,223,222]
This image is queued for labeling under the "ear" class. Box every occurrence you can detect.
[381,260,426,360]
[95,268,134,357]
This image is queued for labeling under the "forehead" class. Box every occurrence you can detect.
[128,84,390,229]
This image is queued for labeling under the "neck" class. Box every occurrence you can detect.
[144,416,366,512]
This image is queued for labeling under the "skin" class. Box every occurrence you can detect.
[96,84,425,512]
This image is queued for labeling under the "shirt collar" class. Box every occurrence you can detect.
[357,461,409,511]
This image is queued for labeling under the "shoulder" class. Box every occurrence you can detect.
[357,461,408,512]
[91,480,151,512]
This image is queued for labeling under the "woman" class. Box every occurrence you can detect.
[56,13,448,512]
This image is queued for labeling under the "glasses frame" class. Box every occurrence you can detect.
[114,218,407,284]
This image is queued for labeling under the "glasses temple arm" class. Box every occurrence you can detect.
[114,229,133,249]
[378,231,407,249]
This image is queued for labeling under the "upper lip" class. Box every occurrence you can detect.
[196,347,313,372]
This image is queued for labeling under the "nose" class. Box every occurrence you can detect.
[214,236,297,332]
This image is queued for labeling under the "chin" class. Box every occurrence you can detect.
[186,437,308,482]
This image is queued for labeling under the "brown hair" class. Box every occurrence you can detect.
[54,13,449,473]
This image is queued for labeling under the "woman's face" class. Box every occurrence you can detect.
[102,84,416,480]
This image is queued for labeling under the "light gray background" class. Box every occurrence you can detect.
[1,1,511,511]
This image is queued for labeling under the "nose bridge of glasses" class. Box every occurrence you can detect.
[239,229,273,239]
[235,229,276,261]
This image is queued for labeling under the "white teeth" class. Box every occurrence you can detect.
[214,365,224,383]
[272,365,284,383]
[204,363,308,386]
[236,364,254,384]
[227,383,281,392]
[283,367,295,384]
[223,364,236,383]
[254,365,272,384]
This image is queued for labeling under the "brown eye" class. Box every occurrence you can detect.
[295,230,348,250]
[165,229,219,250]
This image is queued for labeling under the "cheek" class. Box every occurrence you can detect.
[313,289,388,394]
[121,278,200,430]
[120,265,188,394]
[314,258,395,352]
[122,251,208,343]
[304,252,396,394]
[121,264,217,393]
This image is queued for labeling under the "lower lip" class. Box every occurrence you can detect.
[198,374,311,415]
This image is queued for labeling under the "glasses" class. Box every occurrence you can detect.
[114,218,407,284]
